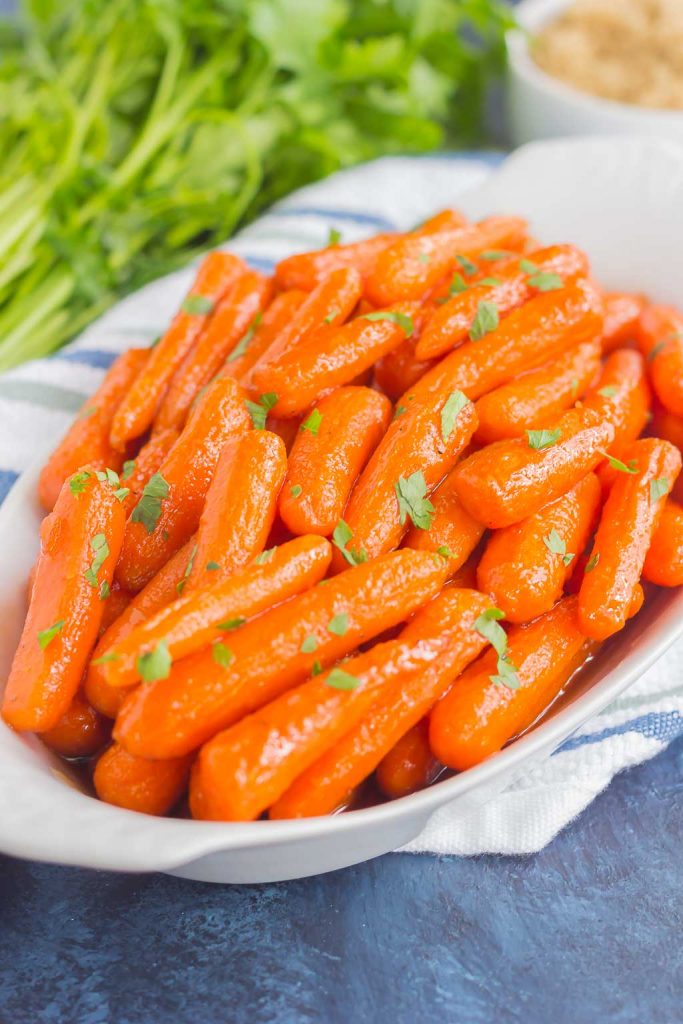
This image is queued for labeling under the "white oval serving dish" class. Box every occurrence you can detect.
[1,136,683,883]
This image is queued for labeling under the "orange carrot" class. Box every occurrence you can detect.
[649,401,683,452]
[583,349,651,448]
[642,499,683,586]
[279,386,392,537]
[429,596,592,771]
[578,438,681,639]
[154,271,273,431]
[94,743,192,816]
[115,377,251,591]
[110,252,245,448]
[99,582,132,634]
[373,336,435,401]
[269,588,492,819]
[221,289,307,383]
[415,209,469,234]
[375,719,442,799]
[364,216,528,307]
[2,470,125,732]
[602,292,645,354]
[416,244,588,360]
[41,691,111,758]
[101,535,331,690]
[275,234,396,291]
[38,349,148,511]
[403,464,485,573]
[453,406,615,529]
[476,473,602,623]
[474,340,601,444]
[638,304,683,417]
[187,430,287,588]
[114,549,447,759]
[118,427,179,518]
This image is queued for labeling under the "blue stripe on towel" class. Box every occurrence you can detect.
[54,349,118,370]
[0,470,18,504]
[557,710,683,754]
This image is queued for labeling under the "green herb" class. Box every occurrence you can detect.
[327,613,349,636]
[212,643,234,668]
[598,449,638,474]
[228,314,262,363]
[480,249,513,261]
[176,544,198,595]
[469,300,499,341]
[131,472,169,534]
[448,272,469,296]
[311,660,323,677]
[77,406,98,421]
[570,379,580,398]
[585,552,600,573]
[393,405,407,420]
[647,341,666,362]
[325,668,361,691]
[332,519,367,567]
[91,651,121,666]
[418,252,431,264]
[441,390,470,443]
[206,561,221,571]
[527,271,563,292]
[478,276,502,287]
[290,484,303,498]
[526,428,562,451]
[598,385,619,398]
[84,533,109,587]
[245,392,278,430]
[255,547,276,565]
[327,227,342,246]
[301,635,318,654]
[121,460,136,481]
[650,478,669,503]
[300,409,323,435]
[394,471,434,530]
[456,254,478,276]
[436,545,454,559]
[490,658,520,690]
[323,308,340,324]
[137,640,171,683]
[37,619,64,650]
[543,528,574,566]
[519,258,538,274]
[182,295,214,316]
[217,617,246,631]
[99,580,111,601]
[474,607,519,690]
[69,471,91,495]
[362,311,414,338]
[96,468,121,487]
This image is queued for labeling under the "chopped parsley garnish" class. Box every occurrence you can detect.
[469,300,499,341]
[245,392,278,429]
[84,533,109,588]
[526,428,562,451]
[456,254,478,276]
[474,607,519,691]
[418,251,431,264]
[650,478,669,503]
[519,258,538,274]
[327,613,349,637]
[480,249,514,261]
[91,651,121,666]
[212,642,234,668]
[176,543,198,595]
[441,390,470,443]
[395,471,434,530]
[311,660,323,677]
[99,580,111,601]
[325,668,361,691]
[448,272,468,296]
[362,310,414,338]
[121,460,136,481]
[217,617,246,631]
[77,405,98,421]
[478,276,502,288]
[37,619,65,650]
[96,468,120,487]
[598,449,638,474]
[324,308,340,324]
[228,313,262,363]
[332,519,367,567]
[436,545,454,559]
[206,561,221,571]
[585,552,600,573]
[543,528,574,566]
[69,471,91,495]
[290,484,303,498]
[597,385,619,398]
[137,640,171,683]
[131,472,169,534]
[570,379,580,398]
[301,635,318,654]
[393,405,407,420]
[527,271,563,292]
[647,341,666,362]
[182,295,214,316]
[327,227,342,246]
[255,547,276,564]
[301,409,323,435]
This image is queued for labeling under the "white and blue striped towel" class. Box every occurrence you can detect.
[1,152,681,855]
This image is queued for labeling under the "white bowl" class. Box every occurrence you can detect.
[2,136,683,883]
[507,0,683,146]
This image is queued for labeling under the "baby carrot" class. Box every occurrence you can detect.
[2,470,125,732]
[114,549,447,759]
[269,588,492,819]
[115,377,251,592]
[94,743,192,816]
[364,216,527,307]
[601,292,645,354]
[578,438,681,639]
[220,289,307,383]
[279,386,392,537]
[250,302,420,417]
[275,234,396,291]
[403,465,485,573]
[99,582,132,635]
[110,252,245,449]
[642,500,683,586]
[118,427,179,518]
[476,472,602,623]
[453,406,615,529]
[583,349,651,448]
[638,304,683,417]
[187,430,287,588]
[649,401,683,452]
[102,535,331,690]
[416,209,469,234]
[373,337,435,401]
[333,381,478,569]
[38,348,148,511]
[41,692,111,758]
[473,340,601,444]
[416,244,589,361]
[375,719,442,800]
[429,596,592,772]
[154,271,273,431]
[401,278,605,408]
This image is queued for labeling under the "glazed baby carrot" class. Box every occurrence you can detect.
[118,427,179,518]
[333,381,478,569]
[473,340,601,444]
[279,386,392,536]
[429,596,592,772]
[99,582,132,634]
[269,588,492,819]
[453,406,615,529]
[220,289,307,383]
[110,251,245,449]
[250,302,421,417]
[403,278,604,408]
[115,377,251,592]
[602,292,645,354]
[85,539,197,717]
[476,472,602,623]
[579,438,681,639]
[114,549,447,759]
[101,535,331,691]
[38,348,148,511]
[275,234,396,291]
[94,743,192,816]
[154,271,273,431]
[373,337,435,401]
[186,430,287,588]
[2,470,125,732]
[638,304,683,417]
[403,465,485,574]
[364,216,527,306]
[416,244,589,361]
[583,349,651,448]
[416,209,469,234]
[375,719,442,799]
[41,692,110,758]
[642,500,683,586]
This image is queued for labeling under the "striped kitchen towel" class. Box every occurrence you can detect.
[1,152,681,855]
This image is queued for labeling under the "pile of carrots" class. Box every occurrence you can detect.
[3,207,683,822]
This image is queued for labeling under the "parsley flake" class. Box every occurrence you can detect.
[91,651,121,666]
[301,635,318,654]
[176,543,198,595]
[137,640,171,683]
[84,533,109,588]
[585,552,600,573]
[182,295,214,316]
[77,406,98,421]
[212,642,234,668]
[526,428,562,451]
[480,249,513,261]
[456,254,478,276]
[131,472,169,534]
[597,385,619,398]
[324,308,340,324]
[206,561,221,571]
[327,613,349,637]
[69,471,91,495]
[448,272,468,296]
[519,258,538,274]
[647,341,666,362]
[99,580,111,601]
[332,519,367,567]
[228,313,262,363]
[311,660,323,676]
[394,471,434,530]
[325,668,361,691]
[478,276,502,288]
[393,405,407,420]
[469,300,499,341]
[441,390,470,443]
[527,271,563,292]
[246,392,278,430]
[255,547,276,564]
[362,311,414,338]
[37,619,64,650]
[217,617,246,631]
[327,227,342,246]
[290,484,303,498]
[543,528,574,566]
[121,460,136,481]
[436,545,455,559]
[598,449,638,474]
[650,478,669,503]
[475,607,520,691]
[301,409,323,435]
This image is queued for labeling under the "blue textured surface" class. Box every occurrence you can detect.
[1,735,681,1024]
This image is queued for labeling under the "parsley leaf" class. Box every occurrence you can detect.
[182,295,214,316]
[597,385,619,398]
[327,613,349,636]
[474,607,520,691]
[585,552,600,573]
[598,449,638,474]
[121,459,136,481]
[526,428,562,451]
[84,533,109,588]
[448,272,468,296]
[217,617,246,631]
[91,651,121,666]
[301,635,318,654]
[206,561,221,571]
[137,640,171,683]
[543,528,574,566]
[212,642,234,668]
[37,619,65,650]
[436,545,454,559]
[228,313,262,363]
[131,472,169,534]
[456,254,478,276]
[290,484,303,498]
[69,471,91,495]
[255,547,276,565]
[176,543,198,595]
[245,392,278,429]
[469,300,499,341]
[311,660,323,676]
[519,258,538,274]
[393,405,407,420]
[478,276,502,287]
[490,658,520,690]
[648,341,666,362]
[441,390,470,443]
[324,308,340,324]
[527,271,563,292]
[650,478,669,503]
[301,409,323,435]
[394,471,434,530]
[325,668,361,691]
[327,227,342,246]
[332,519,367,567]
[99,580,111,601]
[362,311,414,338]
[480,249,513,261]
